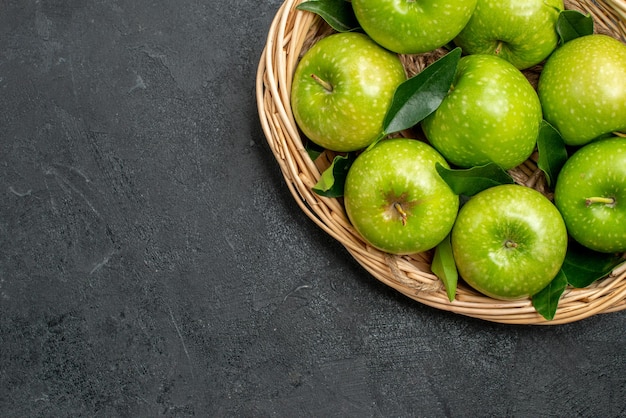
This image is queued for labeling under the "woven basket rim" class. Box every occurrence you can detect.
[256,0,626,325]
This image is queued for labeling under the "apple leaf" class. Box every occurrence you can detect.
[431,234,457,302]
[556,10,594,44]
[537,120,568,188]
[561,240,625,288]
[305,140,325,161]
[435,162,515,197]
[532,270,568,321]
[383,47,462,135]
[312,153,355,198]
[296,0,360,33]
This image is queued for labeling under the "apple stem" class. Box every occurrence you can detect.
[494,41,503,55]
[394,203,408,226]
[504,239,518,249]
[585,196,616,207]
[310,74,333,93]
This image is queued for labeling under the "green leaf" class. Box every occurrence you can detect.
[435,162,515,197]
[305,140,325,161]
[383,47,462,135]
[537,120,568,188]
[532,241,624,320]
[431,234,457,302]
[312,153,355,198]
[296,0,360,33]
[561,240,625,288]
[556,10,594,44]
[532,270,568,321]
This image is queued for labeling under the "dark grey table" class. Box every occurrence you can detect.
[1,1,625,416]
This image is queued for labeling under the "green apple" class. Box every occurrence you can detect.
[537,34,626,146]
[453,0,563,70]
[554,137,626,253]
[291,32,406,152]
[344,138,459,255]
[351,0,477,54]
[421,54,542,170]
[451,184,568,300]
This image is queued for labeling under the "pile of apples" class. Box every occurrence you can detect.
[289,0,626,304]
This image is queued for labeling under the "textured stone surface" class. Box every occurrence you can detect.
[1,1,625,416]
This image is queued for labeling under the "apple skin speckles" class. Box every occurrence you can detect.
[352,0,477,54]
[451,184,568,300]
[422,54,542,170]
[538,34,626,147]
[453,0,564,70]
[291,33,406,152]
[554,136,626,253]
[344,138,459,255]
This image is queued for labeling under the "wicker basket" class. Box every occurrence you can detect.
[256,0,626,324]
